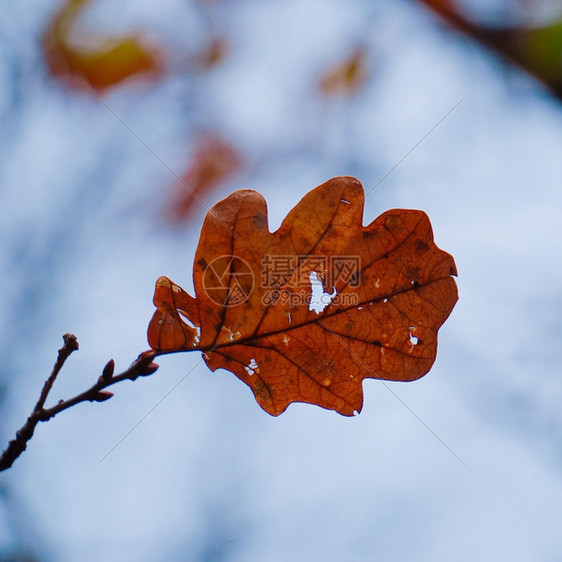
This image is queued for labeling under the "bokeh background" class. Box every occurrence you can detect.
[2,1,562,560]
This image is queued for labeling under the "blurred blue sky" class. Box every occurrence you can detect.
[1,1,562,560]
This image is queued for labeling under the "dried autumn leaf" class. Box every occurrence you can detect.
[149,176,458,416]
[319,47,370,96]
[167,133,243,222]
[43,0,162,92]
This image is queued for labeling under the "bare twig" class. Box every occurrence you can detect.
[0,335,159,472]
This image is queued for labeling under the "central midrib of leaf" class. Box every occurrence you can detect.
[194,275,449,353]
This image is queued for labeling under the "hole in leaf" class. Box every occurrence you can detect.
[408,327,419,347]
[245,358,259,376]
[228,330,242,342]
[180,313,201,345]
[308,271,336,314]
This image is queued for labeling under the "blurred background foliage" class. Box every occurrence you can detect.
[2,0,562,560]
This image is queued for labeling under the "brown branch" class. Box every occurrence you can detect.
[0,334,160,472]
[416,0,562,101]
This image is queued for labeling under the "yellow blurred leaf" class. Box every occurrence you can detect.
[319,47,370,97]
[43,0,162,92]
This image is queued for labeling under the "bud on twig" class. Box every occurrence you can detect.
[138,362,159,376]
[129,351,159,377]
[136,351,156,365]
[92,391,113,403]
[101,359,115,383]
[62,333,79,352]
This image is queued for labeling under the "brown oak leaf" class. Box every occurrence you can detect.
[148,176,458,416]
[166,133,243,222]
